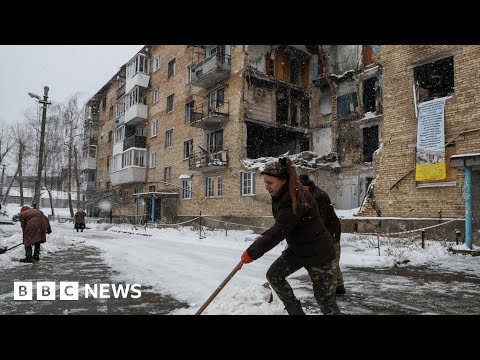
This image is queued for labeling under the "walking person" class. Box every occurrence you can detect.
[19,205,52,263]
[299,173,346,295]
[240,157,340,315]
[74,209,87,232]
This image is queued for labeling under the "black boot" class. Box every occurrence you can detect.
[33,244,41,262]
[335,284,346,295]
[285,299,306,315]
[19,247,33,263]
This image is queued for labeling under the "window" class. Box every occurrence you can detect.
[182,179,192,199]
[151,119,158,137]
[106,181,111,190]
[337,92,358,118]
[153,56,160,72]
[168,59,176,78]
[240,172,255,196]
[108,131,113,143]
[100,125,104,138]
[363,77,377,113]
[363,125,379,162]
[206,177,214,197]
[107,155,111,170]
[208,129,223,153]
[164,167,172,184]
[184,139,193,159]
[136,125,147,137]
[167,94,174,113]
[148,185,156,192]
[414,56,454,103]
[186,64,193,84]
[165,129,173,148]
[109,106,114,119]
[114,126,125,143]
[320,89,332,115]
[150,151,157,168]
[185,101,195,122]
[217,176,223,197]
[116,96,125,118]
[153,86,160,104]
[209,87,225,109]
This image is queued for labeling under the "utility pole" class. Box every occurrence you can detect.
[29,86,51,209]
[0,163,7,202]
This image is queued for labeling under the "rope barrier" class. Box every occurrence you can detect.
[362,218,462,237]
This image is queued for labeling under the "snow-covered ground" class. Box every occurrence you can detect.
[1,203,479,315]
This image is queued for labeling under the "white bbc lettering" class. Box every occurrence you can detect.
[14,282,32,300]
[60,282,79,300]
[37,281,56,300]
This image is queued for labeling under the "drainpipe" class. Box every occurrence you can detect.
[151,194,155,225]
[465,166,473,249]
[134,196,138,225]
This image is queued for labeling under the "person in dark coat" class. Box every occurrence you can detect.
[299,173,345,295]
[19,205,52,263]
[240,157,340,315]
[74,209,87,232]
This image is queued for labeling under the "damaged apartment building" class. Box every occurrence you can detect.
[81,45,383,226]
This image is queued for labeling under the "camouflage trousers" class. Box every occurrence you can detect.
[266,252,341,315]
[332,242,344,288]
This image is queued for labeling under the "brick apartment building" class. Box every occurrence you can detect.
[81,45,383,226]
[373,45,480,242]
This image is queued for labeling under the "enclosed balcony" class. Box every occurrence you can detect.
[123,135,146,151]
[188,149,228,172]
[125,53,150,93]
[191,52,231,88]
[109,148,147,186]
[81,145,96,170]
[189,101,229,130]
[81,157,96,170]
[125,86,148,125]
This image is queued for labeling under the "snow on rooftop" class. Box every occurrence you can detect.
[242,151,340,172]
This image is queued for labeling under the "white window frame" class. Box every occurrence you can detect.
[151,119,158,137]
[165,129,173,148]
[153,86,160,104]
[150,151,157,168]
[206,177,214,198]
[182,179,192,200]
[240,172,255,196]
[153,55,161,72]
[164,166,172,184]
[217,176,223,197]
[167,94,174,113]
[184,139,193,159]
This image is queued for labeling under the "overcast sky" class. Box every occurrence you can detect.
[0,45,143,125]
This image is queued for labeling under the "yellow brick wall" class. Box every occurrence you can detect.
[375,45,480,218]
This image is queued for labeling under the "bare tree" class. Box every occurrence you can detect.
[0,119,15,203]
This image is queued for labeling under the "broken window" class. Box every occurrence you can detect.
[363,125,379,162]
[363,77,377,113]
[276,88,289,125]
[337,82,358,119]
[414,56,454,103]
[320,89,332,116]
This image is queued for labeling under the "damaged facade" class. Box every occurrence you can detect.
[81,45,383,224]
[373,46,480,243]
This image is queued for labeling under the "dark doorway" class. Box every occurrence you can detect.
[363,126,379,162]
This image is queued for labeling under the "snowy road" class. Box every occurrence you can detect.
[1,220,480,315]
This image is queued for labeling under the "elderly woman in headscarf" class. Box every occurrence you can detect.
[239,157,340,315]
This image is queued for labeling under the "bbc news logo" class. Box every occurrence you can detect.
[14,282,142,300]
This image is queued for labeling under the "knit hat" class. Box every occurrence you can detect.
[20,206,31,212]
[261,158,288,179]
[299,173,313,186]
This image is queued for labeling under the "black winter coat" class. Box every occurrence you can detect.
[309,184,342,243]
[246,186,335,265]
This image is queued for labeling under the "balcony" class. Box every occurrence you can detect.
[109,167,146,186]
[116,113,125,126]
[123,135,146,151]
[81,179,96,192]
[191,53,231,88]
[189,102,229,130]
[84,137,98,146]
[188,149,228,172]
[117,84,125,99]
[125,103,148,125]
[81,157,96,170]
